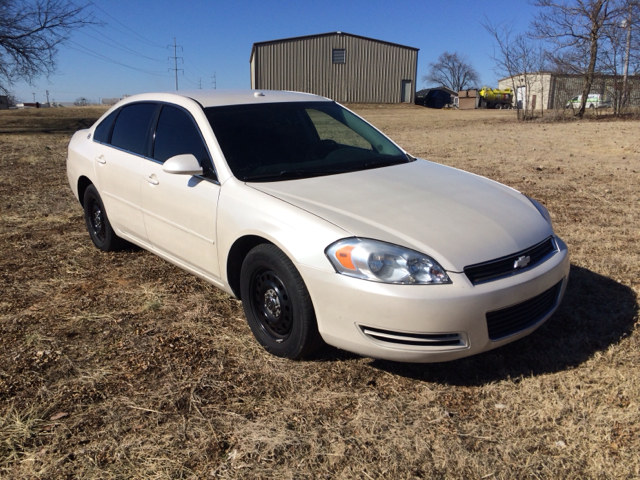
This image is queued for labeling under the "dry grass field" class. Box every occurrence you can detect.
[0,104,638,479]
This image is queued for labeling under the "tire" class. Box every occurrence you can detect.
[589,104,595,109]
[495,104,502,110]
[240,244,323,359]
[83,184,127,251]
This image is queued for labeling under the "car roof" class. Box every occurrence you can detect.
[122,89,332,108]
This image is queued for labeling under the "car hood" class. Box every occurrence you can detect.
[248,160,553,272]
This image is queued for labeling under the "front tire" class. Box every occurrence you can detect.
[240,244,322,359]
[83,185,127,251]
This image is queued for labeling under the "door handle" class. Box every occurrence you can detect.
[95,155,106,164]
[147,174,159,185]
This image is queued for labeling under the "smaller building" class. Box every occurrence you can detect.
[457,90,479,110]
[498,72,640,111]
[416,87,456,108]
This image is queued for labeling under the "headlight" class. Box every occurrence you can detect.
[527,196,553,226]
[325,238,451,284]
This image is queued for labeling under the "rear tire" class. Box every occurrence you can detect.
[240,244,323,359]
[83,185,127,251]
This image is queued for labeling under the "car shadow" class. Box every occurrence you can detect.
[355,264,637,386]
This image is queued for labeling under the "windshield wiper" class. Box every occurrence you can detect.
[355,156,409,171]
[242,156,410,182]
[242,169,341,182]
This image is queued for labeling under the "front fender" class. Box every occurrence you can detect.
[217,178,349,288]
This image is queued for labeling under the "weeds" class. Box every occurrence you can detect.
[0,106,638,477]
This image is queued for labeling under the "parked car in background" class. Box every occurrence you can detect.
[67,90,569,363]
[565,94,612,109]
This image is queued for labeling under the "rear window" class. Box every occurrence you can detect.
[93,109,118,144]
[110,103,158,156]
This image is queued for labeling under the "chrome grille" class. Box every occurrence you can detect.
[464,237,557,285]
[486,281,562,340]
[360,325,465,347]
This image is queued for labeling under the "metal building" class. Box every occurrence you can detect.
[250,31,419,104]
[498,72,640,111]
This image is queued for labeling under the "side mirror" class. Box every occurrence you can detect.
[162,154,203,175]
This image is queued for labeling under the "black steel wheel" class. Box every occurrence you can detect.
[251,268,294,340]
[83,185,127,251]
[240,244,323,359]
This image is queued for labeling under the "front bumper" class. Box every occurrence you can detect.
[299,236,570,362]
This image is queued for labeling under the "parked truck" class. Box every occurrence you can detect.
[478,87,513,109]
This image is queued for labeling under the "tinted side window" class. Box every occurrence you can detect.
[110,103,158,155]
[153,105,209,164]
[93,109,119,143]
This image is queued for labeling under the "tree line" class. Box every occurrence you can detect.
[2,0,638,119]
[424,0,639,119]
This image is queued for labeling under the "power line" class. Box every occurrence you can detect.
[182,72,199,86]
[182,76,199,88]
[67,40,173,77]
[80,26,168,64]
[86,26,165,63]
[88,1,167,49]
[184,56,209,77]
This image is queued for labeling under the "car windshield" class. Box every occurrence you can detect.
[204,101,411,182]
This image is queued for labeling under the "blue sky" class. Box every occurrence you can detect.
[12,0,538,103]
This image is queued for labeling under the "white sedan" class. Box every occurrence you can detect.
[67,90,570,362]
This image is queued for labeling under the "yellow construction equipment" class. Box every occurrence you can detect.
[478,87,513,109]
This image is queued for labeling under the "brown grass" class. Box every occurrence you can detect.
[0,106,638,478]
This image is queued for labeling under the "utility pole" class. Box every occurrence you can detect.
[32,92,36,103]
[621,5,633,109]
[198,78,202,89]
[45,90,50,107]
[211,71,217,89]
[168,37,183,91]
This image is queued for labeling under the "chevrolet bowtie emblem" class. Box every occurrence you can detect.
[514,255,531,269]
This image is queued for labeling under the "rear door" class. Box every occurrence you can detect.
[140,104,221,278]
[94,102,158,242]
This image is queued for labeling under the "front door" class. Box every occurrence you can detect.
[140,104,221,278]
[517,86,527,110]
[401,80,412,103]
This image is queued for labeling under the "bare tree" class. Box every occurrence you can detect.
[74,96,89,106]
[531,0,625,118]
[483,20,545,120]
[422,52,480,92]
[0,0,93,95]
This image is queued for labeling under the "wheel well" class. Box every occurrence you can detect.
[77,176,93,207]
[227,235,273,299]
